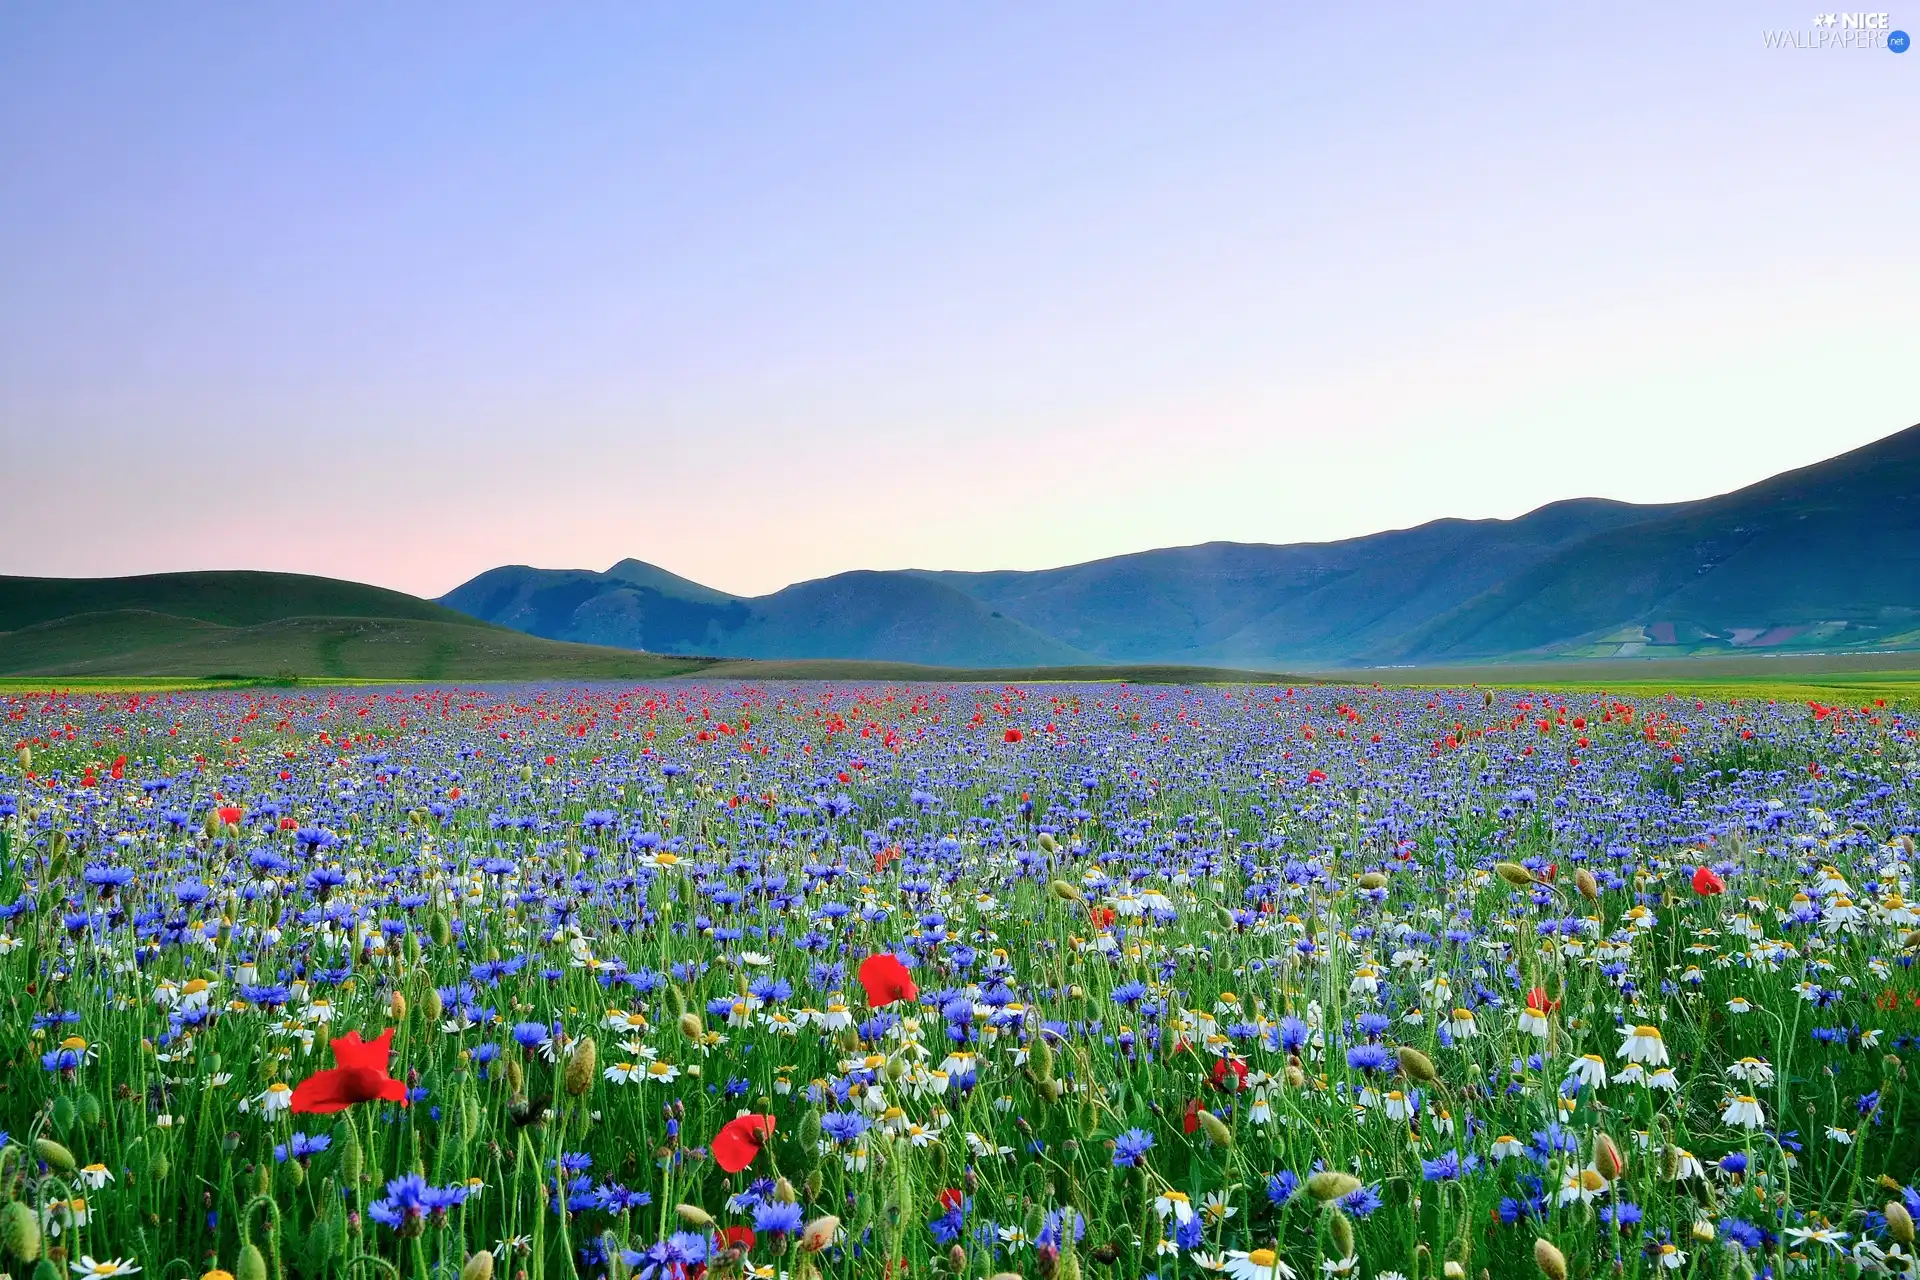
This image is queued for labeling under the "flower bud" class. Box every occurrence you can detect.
[801,1216,840,1253]
[461,1253,495,1280]
[1197,1110,1233,1147]
[1049,880,1084,902]
[1396,1047,1437,1083]
[1305,1171,1360,1202]
[564,1038,598,1096]
[1593,1133,1625,1180]
[674,1204,716,1229]
[1030,1035,1055,1085]
[33,1139,76,1174]
[2,1199,43,1262]
[1888,1200,1916,1245]
[679,1013,706,1042]
[1532,1239,1566,1280]
[237,1243,269,1280]
[1356,872,1388,891]
[1575,870,1599,901]
[1328,1208,1353,1259]
[1494,863,1535,888]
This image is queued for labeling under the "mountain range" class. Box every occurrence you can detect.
[439,421,1920,668]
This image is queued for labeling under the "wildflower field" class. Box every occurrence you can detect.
[3,681,1919,1280]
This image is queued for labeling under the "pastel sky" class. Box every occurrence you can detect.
[1,3,1914,599]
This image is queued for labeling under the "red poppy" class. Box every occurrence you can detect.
[110,755,126,780]
[291,1028,409,1114]
[1691,865,1726,896]
[1211,1057,1249,1092]
[217,806,244,826]
[715,1226,756,1252]
[1089,906,1116,928]
[937,1187,966,1211]
[1004,728,1023,743]
[1525,987,1560,1014]
[1182,1097,1201,1134]
[857,954,917,1008]
[711,1114,776,1174]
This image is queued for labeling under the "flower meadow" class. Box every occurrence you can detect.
[2,681,1919,1280]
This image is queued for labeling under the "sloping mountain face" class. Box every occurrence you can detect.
[439,563,1089,665]
[440,422,1920,667]
[918,498,1668,665]
[1384,423,1920,661]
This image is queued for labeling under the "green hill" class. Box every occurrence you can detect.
[0,573,716,679]
[0,569,489,632]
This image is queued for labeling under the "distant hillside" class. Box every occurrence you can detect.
[441,421,1920,667]
[0,572,714,679]
[441,562,1090,666]
[0,569,481,632]
[1385,424,1920,661]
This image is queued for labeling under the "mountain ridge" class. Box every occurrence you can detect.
[439,422,1920,667]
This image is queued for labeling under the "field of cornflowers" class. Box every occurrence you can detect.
[2,681,1918,1280]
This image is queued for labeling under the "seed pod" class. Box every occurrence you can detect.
[1030,1035,1055,1085]
[565,1038,598,1096]
[1532,1239,1567,1280]
[1048,880,1084,902]
[1889,1200,1917,1245]
[237,1242,269,1280]
[1197,1110,1233,1147]
[675,1204,716,1228]
[801,1215,840,1253]
[1305,1171,1360,1202]
[2,1199,43,1262]
[1356,872,1388,891]
[1328,1208,1353,1258]
[34,1138,76,1174]
[1593,1133,1625,1180]
[1575,869,1599,902]
[461,1253,495,1280]
[1397,1047,1438,1083]
[679,1012,705,1042]
[1494,863,1534,888]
